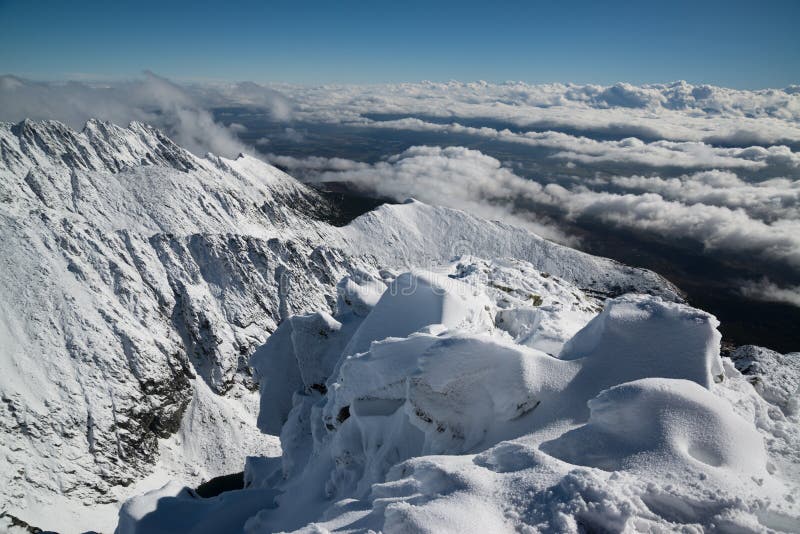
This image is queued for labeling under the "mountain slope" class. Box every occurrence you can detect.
[0,120,682,532]
[342,199,681,299]
[0,120,376,530]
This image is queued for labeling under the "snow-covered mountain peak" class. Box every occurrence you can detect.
[0,119,334,238]
[0,119,355,529]
[342,198,683,300]
[1,118,200,175]
[4,119,793,533]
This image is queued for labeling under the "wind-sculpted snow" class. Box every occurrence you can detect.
[121,265,799,533]
[542,378,767,474]
[0,120,686,531]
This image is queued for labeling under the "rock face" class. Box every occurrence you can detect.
[0,120,376,528]
[0,120,683,531]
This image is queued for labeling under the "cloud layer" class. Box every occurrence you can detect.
[284,80,800,146]
[350,117,800,174]
[273,146,800,273]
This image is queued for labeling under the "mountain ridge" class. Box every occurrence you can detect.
[0,119,697,531]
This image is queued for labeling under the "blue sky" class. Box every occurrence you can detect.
[1,0,798,88]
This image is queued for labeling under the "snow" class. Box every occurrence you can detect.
[0,119,365,531]
[117,482,280,534]
[543,377,768,475]
[2,119,797,532]
[729,345,800,416]
[341,199,683,301]
[339,270,493,358]
[120,268,799,533]
[251,311,347,435]
[559,294,724,390]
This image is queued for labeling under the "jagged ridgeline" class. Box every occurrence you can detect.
[0,119,709,532]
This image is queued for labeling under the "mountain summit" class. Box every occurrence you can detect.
[1,121,795,533]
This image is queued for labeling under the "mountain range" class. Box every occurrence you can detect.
[0,120,796,533]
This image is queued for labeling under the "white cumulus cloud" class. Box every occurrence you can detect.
[276,146,800,269]
[275,146,570,243]
[740,279,800,308]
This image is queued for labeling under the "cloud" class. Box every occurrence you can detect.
[132,72,248,157]
[280,127,305,143]
[350,117,800,172]
[272,146,571,243]
[536,184,800,268]
[207,80,292,121]
[591,82,656,108]
[590,170,800,223]
[276,146,800,269]
[0,73,292,157]
[267,154,370,173]
[283,80,800,146]
[740,279,800,308]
